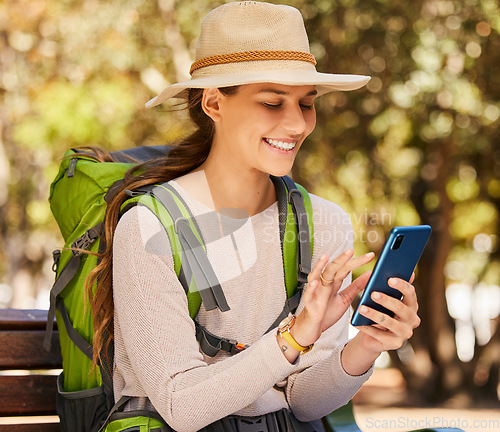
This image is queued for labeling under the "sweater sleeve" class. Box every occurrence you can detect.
[284,195,373,421]
[113,206,300,432]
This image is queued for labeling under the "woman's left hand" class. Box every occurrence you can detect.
[355,274,421,354]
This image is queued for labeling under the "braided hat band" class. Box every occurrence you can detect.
[190,51,317,75]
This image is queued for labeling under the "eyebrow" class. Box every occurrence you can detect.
[258,88,318,97]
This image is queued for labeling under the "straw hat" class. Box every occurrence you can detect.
[145,1,370,108]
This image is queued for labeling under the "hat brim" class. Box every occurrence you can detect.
[145,70,370,108]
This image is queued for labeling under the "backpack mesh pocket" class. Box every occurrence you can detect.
[56,373,109,432]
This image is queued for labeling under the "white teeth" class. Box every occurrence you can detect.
[265,138,296,151]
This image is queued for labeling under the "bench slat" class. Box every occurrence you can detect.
[0,375,57,416]
[0,423,60,432]
[0,330,62,369]
[0,310,54,331]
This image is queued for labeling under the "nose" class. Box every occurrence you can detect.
[283,104,308,136]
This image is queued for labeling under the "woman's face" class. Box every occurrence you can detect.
[206,83,317,178]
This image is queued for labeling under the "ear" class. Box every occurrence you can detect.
[201,88,222,122]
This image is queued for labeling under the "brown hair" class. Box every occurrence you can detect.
[86,86,238,365]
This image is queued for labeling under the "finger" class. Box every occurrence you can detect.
[409,272,415,284]
[388,278,418,311]
[307,253,331,285]
[358,305,416,342]
[323,249,355,279]
[338,271,372,305]
[302,279,318,305]
[309,249,353,289]
[327,252,374,281]
[357,305,393,330]
[318,250,364,299]
[319,252,374,302]
[321,251,374,286]
[370,291,420,329]
[356,325,403,351]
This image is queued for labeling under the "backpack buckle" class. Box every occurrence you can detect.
[234,415,269,432]
[230,341,247,355]
[174,217,189,235]
[71,228,99,255]
[52,249,61,273]
[287,188,303,205]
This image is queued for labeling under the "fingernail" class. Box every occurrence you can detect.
[360,306,368,313]
[372,292,381,300]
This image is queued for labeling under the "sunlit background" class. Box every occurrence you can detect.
[0,0,499,408]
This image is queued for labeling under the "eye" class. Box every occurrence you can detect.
[262,102,282,109]
[300,103,314,111]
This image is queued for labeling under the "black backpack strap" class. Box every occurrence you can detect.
[281,176,312,282]
[270,176,288,248]
[54,299,93,359]
[110,145,169,163]
[194,320,246,357]
[264,290,303,335]
[97,395,133,432]
[265,176,312,333]
[100,327,116,417]
[123,176,312,356]
[44,223,102,352]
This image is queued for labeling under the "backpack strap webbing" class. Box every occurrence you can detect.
[124,183,230,314]
[265,176,313,333]
[43,223,102,352]
[122,176,312,357]
[195,321,246,357]
[55,299,93,359]
[98,395,169,432]
[282,175,312,282]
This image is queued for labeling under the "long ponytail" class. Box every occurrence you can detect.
[86,86,237,365]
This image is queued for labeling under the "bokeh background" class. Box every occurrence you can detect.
[0,0,499,414]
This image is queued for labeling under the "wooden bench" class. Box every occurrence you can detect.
[0,308,464,432]
[0,308,361,432]
[0,309,61,432]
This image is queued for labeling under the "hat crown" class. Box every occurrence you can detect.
[195,1,311,60]
[145,1,370,108]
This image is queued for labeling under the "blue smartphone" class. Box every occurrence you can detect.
[351,225,432,327]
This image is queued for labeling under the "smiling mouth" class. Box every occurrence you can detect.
[264,138,297,151]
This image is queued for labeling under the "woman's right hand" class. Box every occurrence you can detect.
[283,250,373,355]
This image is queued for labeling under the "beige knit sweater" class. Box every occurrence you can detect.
[112,179,372,432]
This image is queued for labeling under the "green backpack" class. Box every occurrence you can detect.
[44,145,314,432]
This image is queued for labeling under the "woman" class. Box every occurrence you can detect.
[89,2,421,431]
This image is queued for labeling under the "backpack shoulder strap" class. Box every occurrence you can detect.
[280,175,313,293]
[122,183,247,357]
[271,175,313,295]
[266,175,313,333]
[121,182,230,316]
[121,176,314,355]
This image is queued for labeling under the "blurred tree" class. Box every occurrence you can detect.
[0,0,498,406]
[291,0,500,405]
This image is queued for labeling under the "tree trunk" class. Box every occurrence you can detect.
[408,139,464,403]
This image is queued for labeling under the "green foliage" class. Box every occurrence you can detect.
[1,0,499,403]
[14,78,136,151]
